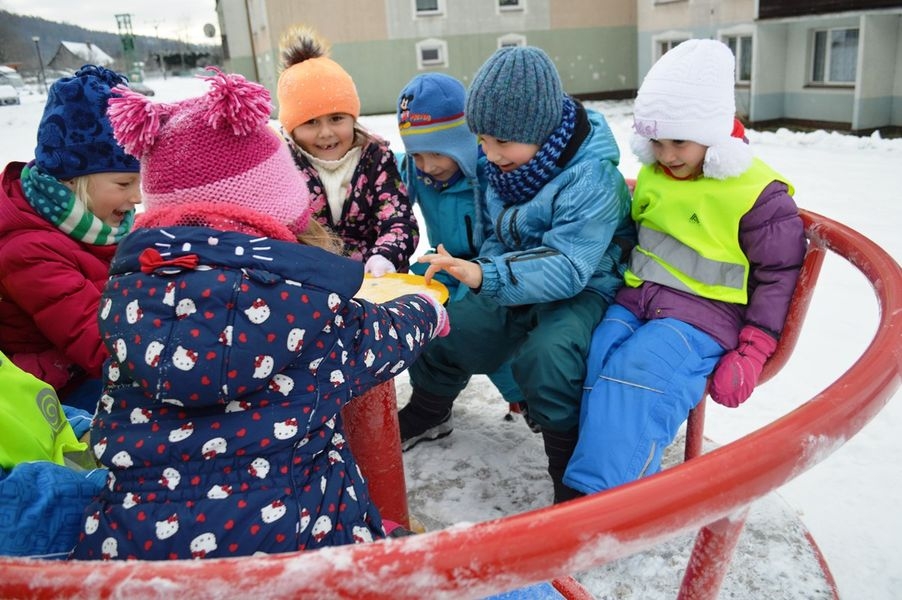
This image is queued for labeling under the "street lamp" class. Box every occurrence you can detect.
[31,36,47,94]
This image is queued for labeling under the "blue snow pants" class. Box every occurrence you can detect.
[564,304,724,494]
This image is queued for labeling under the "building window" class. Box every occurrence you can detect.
[654,37,687,61]
[498,0,524,11]
[723,35,752,84]
[414,0,445,17]
[811,28,858,85]
[498,34,526,49]
[416,38,448,69]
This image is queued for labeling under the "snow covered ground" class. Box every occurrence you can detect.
[2,74,900,599]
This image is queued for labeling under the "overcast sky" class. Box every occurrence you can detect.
[0,0,220,45]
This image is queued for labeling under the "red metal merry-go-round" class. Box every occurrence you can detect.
[2,208,901,599]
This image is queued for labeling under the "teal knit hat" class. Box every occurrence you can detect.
[466,46,564,145]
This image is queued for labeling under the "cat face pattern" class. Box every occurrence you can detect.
[73,228,440,560]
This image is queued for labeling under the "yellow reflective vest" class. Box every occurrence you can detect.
[625,159,793,304]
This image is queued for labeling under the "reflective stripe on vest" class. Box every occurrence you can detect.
[625,158,793,304]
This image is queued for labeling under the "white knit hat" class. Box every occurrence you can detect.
[630,39,753,180]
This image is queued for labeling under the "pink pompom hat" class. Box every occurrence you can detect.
[107,68,312,240]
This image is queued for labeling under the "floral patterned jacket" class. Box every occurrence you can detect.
[284,130,419,272]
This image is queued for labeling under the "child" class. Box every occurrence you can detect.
[395,72,525,410]
[0,65,142,412]
[399,47,635,504]
[564,39,807,494]
[277,26,418,276]
[0,350,105,558]
[69,69,448,560]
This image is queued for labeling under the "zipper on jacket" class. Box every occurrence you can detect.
[503,248,561,286]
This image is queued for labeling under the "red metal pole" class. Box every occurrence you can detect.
[677,510,750,600]
[341,379,411,529]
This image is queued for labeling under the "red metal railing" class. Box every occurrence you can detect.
[2,209,900,599]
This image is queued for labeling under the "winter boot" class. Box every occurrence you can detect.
[398,388,455,451]
[542,427,585,504]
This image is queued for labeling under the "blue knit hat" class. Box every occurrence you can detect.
[466,46,564,145]
[398,73,478,180]
[35,65,140,180]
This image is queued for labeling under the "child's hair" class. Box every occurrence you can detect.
[276,26,361,134]
[71,176,94,213]
[465,46,564,146]
[296,218,345,255]
[35,65,139,180]
[397,73,478,181]
[107,68,316,243]
[629,39,753,180]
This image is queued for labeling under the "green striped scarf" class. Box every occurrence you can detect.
[20,162,133,245]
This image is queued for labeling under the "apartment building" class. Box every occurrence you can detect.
[216,0,902,132]
[215,0,637,115]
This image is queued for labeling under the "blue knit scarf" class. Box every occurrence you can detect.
[20,162,133,246]
[485,95,577,206]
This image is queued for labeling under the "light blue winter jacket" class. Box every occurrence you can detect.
[475,105,635,306]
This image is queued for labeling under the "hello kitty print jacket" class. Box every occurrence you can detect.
[70,226,441,561]
[284,132,419,271]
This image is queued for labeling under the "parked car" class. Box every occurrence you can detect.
[0,83,20,106]
[0,66,26,90]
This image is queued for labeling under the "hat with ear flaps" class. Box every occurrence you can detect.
[397,72,478,180]
[107,68,312,241]
[630,39,753,180]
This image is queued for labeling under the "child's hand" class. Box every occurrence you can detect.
[710,325,778,407]
[365,255,397,277]
[418,244,483,290]
[416,293,450,338]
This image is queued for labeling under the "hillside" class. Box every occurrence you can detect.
[0,10,219,78]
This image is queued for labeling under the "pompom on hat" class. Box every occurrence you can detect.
[276,27,360,134]
[466,46,564,146]
[630,39,753,180]
[35,65,140,179]
[107,68,312,241]
[397,73,478,180]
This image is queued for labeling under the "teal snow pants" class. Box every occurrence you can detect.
[408,289,608,432]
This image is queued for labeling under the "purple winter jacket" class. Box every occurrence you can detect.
[615,181,806,350]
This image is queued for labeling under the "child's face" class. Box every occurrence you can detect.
[478,135,540,173]
[66,172,142,227]
[651,139,708,179]
[291,113,356,161]
[412,152,460,183]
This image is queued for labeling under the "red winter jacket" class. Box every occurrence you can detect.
[0,162,115,392]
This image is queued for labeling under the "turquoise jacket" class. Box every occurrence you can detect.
[398,153,492,302]
[475,106,635,306]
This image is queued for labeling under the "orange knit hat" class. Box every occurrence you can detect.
[277,56,361,134]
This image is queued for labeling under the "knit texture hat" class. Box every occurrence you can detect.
[466,46,564,145]
[277,57,360,134]
[35,65,140,180]
[107,68,312,240]
[398,73,478,180]
[631,39,753,180]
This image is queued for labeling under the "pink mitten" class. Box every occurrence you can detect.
[710,325,778,408]
[416,293,450,338]
[364,255,396,277]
